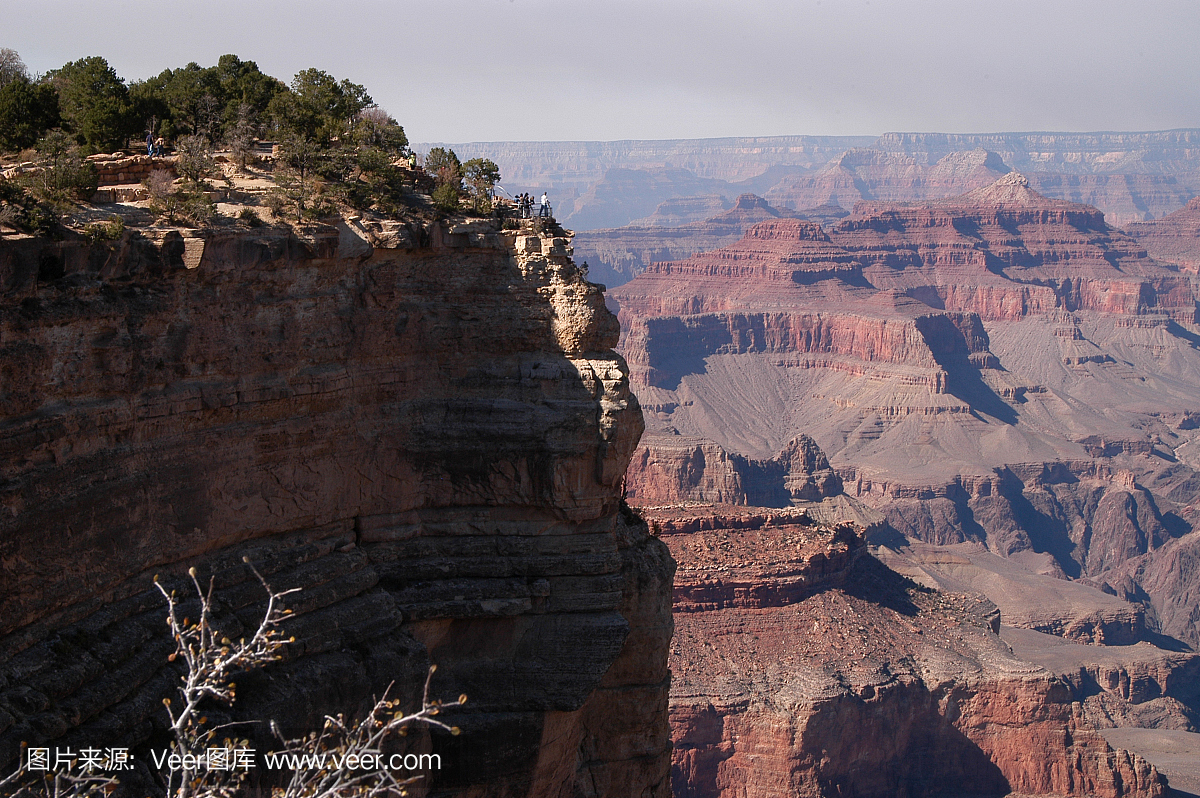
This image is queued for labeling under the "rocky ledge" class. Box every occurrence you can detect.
[0,217,674,796]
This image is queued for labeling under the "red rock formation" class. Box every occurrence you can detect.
[625,433,842,508]
[1025,174,1196,227]
[657,509,1167,798]
[0,220,672,796]
[629,196,735,226]
[1002,626,1200,731]
[440,131,1200,236]
[612,174,1200,652]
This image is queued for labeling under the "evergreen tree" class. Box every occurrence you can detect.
[46,56,136,152]
[0,78,59,152]
[269,68,372,145]
[463,158,501,212]
[425,147,462,188]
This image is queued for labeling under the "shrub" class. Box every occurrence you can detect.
[0,48,26,87]
[225,106,257,171]
[425,147,461,189]
[0,179,57,235]
[238,206,263,226]
[0,78,60,153]
[269,68,372,146]
[263,188,289,219]
[21,130,98,205]
[353,106,407,154]
[463,157,500,214]
[82,215,124,242]
[174,133,216,183]
[143,168,213,226]
[0,202,23,231]
[432,182,460,213]
[144,168,175,201]
[129,55,286,145]
[176,190,215,225]
[0,560,466,797]
[45,56,137,152]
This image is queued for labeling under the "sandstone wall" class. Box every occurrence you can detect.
[85,153,176,186]
[0,219,673,796]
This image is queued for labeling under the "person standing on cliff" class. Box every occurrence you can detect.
[539,192,550,218]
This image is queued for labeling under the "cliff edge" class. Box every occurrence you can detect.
[0,217,673,796]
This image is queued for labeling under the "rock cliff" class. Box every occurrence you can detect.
[610,175,1200,654]
[655,508,1167,798]
[0,218,673,796]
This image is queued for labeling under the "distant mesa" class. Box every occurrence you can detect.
[436,132,1200,236]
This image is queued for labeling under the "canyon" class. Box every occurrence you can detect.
[0,217,672,796]
[6,147,1200,798]
[1128,197,1200,274]
[611,173,1200,795]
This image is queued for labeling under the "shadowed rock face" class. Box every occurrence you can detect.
[611,175,1200,652]
[654,508,1167,798]
[0,221,673,797]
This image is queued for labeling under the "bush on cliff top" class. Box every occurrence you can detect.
[0,48,483,227]
[0,78,60,153]
[19,130,98,205]
[130,54,286,144]
[432,181,461,213]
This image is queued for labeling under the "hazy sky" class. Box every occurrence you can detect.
[5,0,1199,143]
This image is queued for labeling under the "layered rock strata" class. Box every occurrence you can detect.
[0,219,673,796]
[611,174,1200,652]
[654,508,1166,798]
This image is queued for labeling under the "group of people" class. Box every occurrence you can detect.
[145,132,166,158]
[514,192,552,219]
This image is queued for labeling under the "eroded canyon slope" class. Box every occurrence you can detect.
[654,507,1168,798]
[611,173,1200,660]
[572,149,1199,289]
[0,219,673,796]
